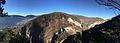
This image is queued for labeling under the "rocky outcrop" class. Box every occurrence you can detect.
[59,14,120,43]
[82,14,120,43]
[19,12,83,43]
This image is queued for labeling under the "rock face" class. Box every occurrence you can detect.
[19,12,83,43]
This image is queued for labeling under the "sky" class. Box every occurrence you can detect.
[4,0,118,19]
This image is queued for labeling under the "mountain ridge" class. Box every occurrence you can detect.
[0,12,103,29]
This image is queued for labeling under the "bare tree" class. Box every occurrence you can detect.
[0,0,6,17]
[96,0,120,11]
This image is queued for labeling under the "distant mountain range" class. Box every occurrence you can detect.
[0,15,35,29]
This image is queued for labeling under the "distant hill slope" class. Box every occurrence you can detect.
[74,15,104,30]
[74,15,104,23]
[0,15,35,29]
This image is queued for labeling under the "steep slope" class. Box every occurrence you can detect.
[83,14,120,43]
[63,14,120,43]
[18,12,83,43]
